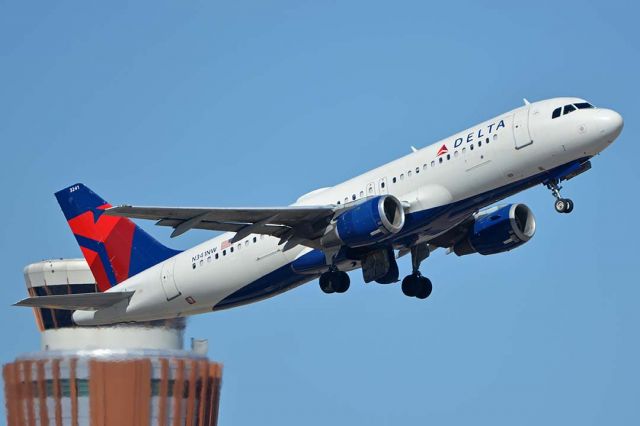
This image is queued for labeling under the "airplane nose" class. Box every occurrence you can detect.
[597,108,624,142]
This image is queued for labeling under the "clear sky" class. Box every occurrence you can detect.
[1,1,639,424]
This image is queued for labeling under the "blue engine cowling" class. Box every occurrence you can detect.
[321,195,405,248]
[453,204,536,256]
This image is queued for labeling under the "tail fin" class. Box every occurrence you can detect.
[55,183,180,292]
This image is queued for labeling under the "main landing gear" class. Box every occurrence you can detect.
[401,273,432,299]
[319,269,350,294]
[546,179,574,214]
[401,243,433,300]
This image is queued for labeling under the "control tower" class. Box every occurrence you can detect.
[3,259,222,426]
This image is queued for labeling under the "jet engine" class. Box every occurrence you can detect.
[321,195,405,248]
[453,203,536,256]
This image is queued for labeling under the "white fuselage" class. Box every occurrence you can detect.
[74,97,623,325]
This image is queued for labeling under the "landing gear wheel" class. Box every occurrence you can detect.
[333,272,350,293]
[319,273,334,294]
[319,271,350,294]
[415,277,433,300]
[554,198,568,213]
[564,199,574,213]
[401,275,419,297]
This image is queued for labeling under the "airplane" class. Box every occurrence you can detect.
[15,97,623,326]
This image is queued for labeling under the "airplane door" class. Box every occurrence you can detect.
[513,107,533,149]
[378,177,388,195]
[160,258,181,301]
[366,181,376,197]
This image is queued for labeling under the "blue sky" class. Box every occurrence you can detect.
[1,1,639,424]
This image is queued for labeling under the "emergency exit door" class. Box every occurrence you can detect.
[160,258,181,301]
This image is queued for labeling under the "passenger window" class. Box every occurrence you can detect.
[439,157,443,164]
[478,141,482,147]
[359,191,364,197]
[552,107,561,119]
[454,151,459,158]
[407,171,412,177]
[392,177,397,183]
[215,253,219,259]
[200,260,204,266]
[486,137,489,144]
[470,144,474,150]
[416,167,420,174]
[431,160,435,167]
[253,237,257,243]
[344,197,348,203]
[207,256,211,263]
[352,194,356,200]
[400,174,404,180]
[446,154,450,160]
[230,246,234,253]
[381,182,386,188]
[493,134,498,141]
[423,164,427,170]
[462,147,466,154]
[245,240,249,247]
[563,104,576,115]
[192,263,196,269]
[223,250,226,256]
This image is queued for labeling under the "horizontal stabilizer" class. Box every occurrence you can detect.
[14,291,134,311]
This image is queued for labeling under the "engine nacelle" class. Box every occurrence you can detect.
[453,203,536,256]
[321,195,405,248]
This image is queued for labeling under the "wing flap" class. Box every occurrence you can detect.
[107,205,335,225]
[106,204,337,248]
[14,291,134,311]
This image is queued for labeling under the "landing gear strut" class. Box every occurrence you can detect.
[546,179,574,214]
[401,243,433,299]
[319,269,350,294]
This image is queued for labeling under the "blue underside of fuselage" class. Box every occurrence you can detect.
[213,158,588,311]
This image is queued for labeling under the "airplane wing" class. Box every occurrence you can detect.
[106,205,338,250]
[14,291,134,311]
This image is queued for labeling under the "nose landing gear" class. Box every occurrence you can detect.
[546,179,574,214]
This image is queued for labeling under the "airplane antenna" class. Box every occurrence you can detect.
[410,146,418,153]
[523,98,530,105]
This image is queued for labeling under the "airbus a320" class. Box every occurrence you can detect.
[16,97,624,325]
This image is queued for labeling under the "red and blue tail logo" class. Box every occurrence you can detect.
[55,184,180,292]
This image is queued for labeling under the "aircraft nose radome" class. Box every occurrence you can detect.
[598,108,624,141]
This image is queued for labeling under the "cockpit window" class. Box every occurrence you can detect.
[574,102,594,109]
[552,102,595,119]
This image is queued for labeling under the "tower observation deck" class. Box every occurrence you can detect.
[3,259,222,426]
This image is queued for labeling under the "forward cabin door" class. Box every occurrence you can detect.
[160,258,181,301]
[513,107,533,149]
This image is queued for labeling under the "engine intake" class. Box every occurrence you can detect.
[322,195,405,248]
[454,203,536,256]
